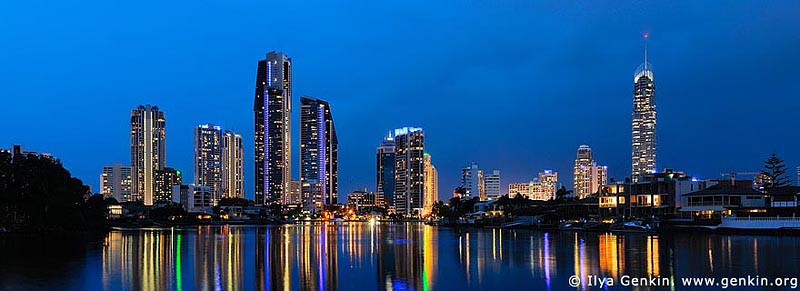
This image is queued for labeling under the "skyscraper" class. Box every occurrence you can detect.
[484,170,501,199]
[254,51,292,205]
[460,162,484,200]
[394,127,425,216]
[574,145,608,199]
[300,96,338,212]
[221,130,244,199]
[100,163,132,202]
[194,124,223,202]
[538,170,558,201]
[130,104,166,206]
[154,167,182,204]
[632,33,657,181]
[376,134,396,207]
[423,153,438,217]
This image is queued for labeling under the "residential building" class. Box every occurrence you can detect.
[254,51,292,205]
[394,127,425,216]
[376,134,396,207]
[221,130,244,199]
[172,184,213,212]
[194,124,223,201]
[460,162,485,200]
[130,104,166,206]
[347,190,385,213]
[300,96,338,212]
[154,167,182,204]
[100,163,133,202]
[573,145,608,199]
[484,170,501,200]
[423,153,438,217]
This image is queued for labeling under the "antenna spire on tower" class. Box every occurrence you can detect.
[643,32,649,71]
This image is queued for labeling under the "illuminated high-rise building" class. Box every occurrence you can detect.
[100,163,132,202]
[632,33,657,181]
[254,51,292,205]
[394,127,425,215]
[574,145,608,199]
[130,104,166,205]
[423,153,438,216]
[376,134,396,207]
[154,167,182,204]
[537,170,558,200]
[460,162,485,200]
[194,124,223,202]
[221,130,244,199]
[300,96,338,212]
[484,170,501,199]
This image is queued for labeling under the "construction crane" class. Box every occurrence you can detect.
[719,171,760,185]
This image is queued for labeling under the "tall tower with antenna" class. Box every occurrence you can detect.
[631,33,657,181]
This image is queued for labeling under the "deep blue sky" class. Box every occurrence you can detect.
[2,1,799,202]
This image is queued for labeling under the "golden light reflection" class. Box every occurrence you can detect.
[646,235,660,276]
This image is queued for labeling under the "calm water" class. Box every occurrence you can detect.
[2,223,800,290]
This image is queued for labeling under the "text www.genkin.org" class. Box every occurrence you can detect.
[568,274,799,289]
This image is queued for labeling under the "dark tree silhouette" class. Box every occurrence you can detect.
[0,151,98,231]
[762,153,790,191]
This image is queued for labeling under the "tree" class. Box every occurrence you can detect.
[762,153,790,191]
[430,200,450,219]
[555,186,573,201]
[0,152,96,231]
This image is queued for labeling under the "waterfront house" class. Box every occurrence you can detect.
[767,186,800,216]
[679,185,767,218]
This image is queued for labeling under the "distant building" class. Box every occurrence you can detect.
[194,124,223,201]
[100,163,133,202]
[288,179,301,205]
[376,134,396,207]
[423,153,438,217]
[221,130,244,199]
[254,51,292,205]
[347,190,384,213]
[508,183,530,198]
[394,127,425,216]
[508,170,558,201]
[130,104,166,206]
[154,167,182,204]
[300,96,338,213]
[632,35,657,181]
[536,170,558,201]
[173,184,213,212]
[599,169,699,217]
[573,145,608,199]
[797,166,800,186]
[484,170,501,200]
[753,173,772,193]
[460,162,485,200]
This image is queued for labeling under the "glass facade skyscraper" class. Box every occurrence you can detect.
[300,96,338,212]
[394,127,425,216]
[130,104,166,206]
[632,34,657,181]
[376,134,395,207]
[194,124,223,202]
[254,51,292,205]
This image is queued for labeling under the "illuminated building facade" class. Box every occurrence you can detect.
[376,134,396,207]
[100,163,133,202]
[154,167,182,204]
[423,153,438,216]
[299,96,338,212]
[484,170,501,199]
[254,51,292,205]
[221,130,244,199]
[194,124,223,202]
[394,127,425,215]
[537,170,558,201]
[573,145,608,199]
[130,104,166,206]
[460,162,485,200]
[632,34,657,181]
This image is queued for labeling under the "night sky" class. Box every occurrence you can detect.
[2,1,799,202]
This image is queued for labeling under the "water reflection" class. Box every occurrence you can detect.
[89,224,800,290]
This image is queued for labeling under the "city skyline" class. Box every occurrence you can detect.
[3,1,799,203]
